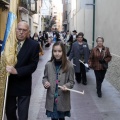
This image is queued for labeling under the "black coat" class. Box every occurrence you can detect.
[69,41,89,73]
[7,38,40,96]
[65,34,73,45]
[0,40,2,55]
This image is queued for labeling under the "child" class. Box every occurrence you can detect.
[42,41,75,120]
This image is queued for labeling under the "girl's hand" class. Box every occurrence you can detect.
[44,81,51,89]
[60,85,68,91]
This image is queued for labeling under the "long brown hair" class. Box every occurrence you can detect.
[50,41,68,72]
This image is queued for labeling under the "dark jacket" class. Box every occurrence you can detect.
[65,34,73,45]
[7,38,40,96]
[69,41,89,73]
[0,40,2,55]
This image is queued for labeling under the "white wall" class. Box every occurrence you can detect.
[95,0,120,55]
[73,0,93,47]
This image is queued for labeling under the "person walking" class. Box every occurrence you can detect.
[88,36,112,98]
[32,32,44,56]
[6,21,40,120]
[64,30,73,56]
[69,32,89,85]
[72,30,77,42]
[42,41,75,120]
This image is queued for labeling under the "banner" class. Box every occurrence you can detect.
[0,0,19,119]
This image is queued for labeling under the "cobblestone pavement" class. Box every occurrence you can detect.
[5,44,120,120]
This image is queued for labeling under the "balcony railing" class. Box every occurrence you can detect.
[0,0,10,3]
[20,0,37,14]
[0,0,10,10]
[20,0,29,10]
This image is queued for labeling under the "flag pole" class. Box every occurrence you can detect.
[2,74,9,120]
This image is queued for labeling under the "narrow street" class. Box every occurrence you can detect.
[28,44,120,120]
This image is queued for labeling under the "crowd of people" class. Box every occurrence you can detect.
[4,21,112,120]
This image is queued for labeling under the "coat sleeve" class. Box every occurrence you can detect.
[42,63,49,85]
[64,62,75,89]
[69,44,74,60]
[84,43,90,63]
[104,47,112,63]
[16,43,40,76]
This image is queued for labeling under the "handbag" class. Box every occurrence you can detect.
[102,48,108,69]
[102,61,108,69]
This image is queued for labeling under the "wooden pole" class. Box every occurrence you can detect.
[2,74,9,120]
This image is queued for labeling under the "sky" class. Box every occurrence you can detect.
[52,0,63,12]
[52,0,62,5]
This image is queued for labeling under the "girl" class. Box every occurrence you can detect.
[42,41,75,120]
[89,37,112,97]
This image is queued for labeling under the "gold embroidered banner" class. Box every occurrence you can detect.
[0,0,19,119]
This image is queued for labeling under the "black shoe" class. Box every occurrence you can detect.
[97,93,102,98]
[76,81,81,84]
[82,82,87,85]
[76,79,81,84]
[97,91,102,98]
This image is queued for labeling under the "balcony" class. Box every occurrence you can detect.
[30,0,37,14]
[20,0,30,10]
[0,0,10,4]
[0,0,10,10]
[19,0,37,15]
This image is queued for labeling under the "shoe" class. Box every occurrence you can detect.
[97,91,102,98]
[76,81,81,84]
[82,82,87,85]
[76,80,81,84]
[97,93,102,98]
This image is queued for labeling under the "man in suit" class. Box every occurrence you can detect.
[6,21,40,120]
[69,32,89,85]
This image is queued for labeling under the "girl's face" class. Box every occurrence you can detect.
[53,45,63,60]
[97,38,104,47]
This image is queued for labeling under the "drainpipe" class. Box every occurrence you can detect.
[92,0,95,48]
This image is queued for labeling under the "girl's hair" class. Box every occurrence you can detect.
[50,41,68,72]
[96,36,104,42]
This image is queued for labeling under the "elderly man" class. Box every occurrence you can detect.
[6,21,40,120]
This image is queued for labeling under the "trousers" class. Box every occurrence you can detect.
[75,63,87,83]
[94,70,106,93]
[6,96,30,120]
[51,118,65,120]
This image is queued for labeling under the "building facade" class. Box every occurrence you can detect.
[0,0,42,39]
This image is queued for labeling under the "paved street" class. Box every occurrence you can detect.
[28,44,120,120]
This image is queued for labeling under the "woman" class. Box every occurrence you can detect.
[42,41,75,120]
[64,30,73,56]
[89,36,112,98]
[69,32,89,85]
[32,32,44,56]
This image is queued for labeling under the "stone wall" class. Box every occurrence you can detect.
[106,55,120,92]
